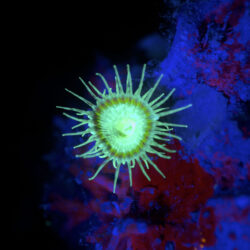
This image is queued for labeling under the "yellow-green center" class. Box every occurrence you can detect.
[94,96,152,158]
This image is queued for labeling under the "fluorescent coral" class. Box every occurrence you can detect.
[57,64,191,193]
[44,0,250,249]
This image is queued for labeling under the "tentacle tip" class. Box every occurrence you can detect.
[75,154,85,158]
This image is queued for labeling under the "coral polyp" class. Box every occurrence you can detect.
[57,64,192,193]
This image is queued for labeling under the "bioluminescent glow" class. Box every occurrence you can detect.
[57,64,192,193]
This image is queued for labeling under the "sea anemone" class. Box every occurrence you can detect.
[57,64,192,193]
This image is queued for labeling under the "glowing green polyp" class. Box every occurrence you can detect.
[57,64,192,193]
